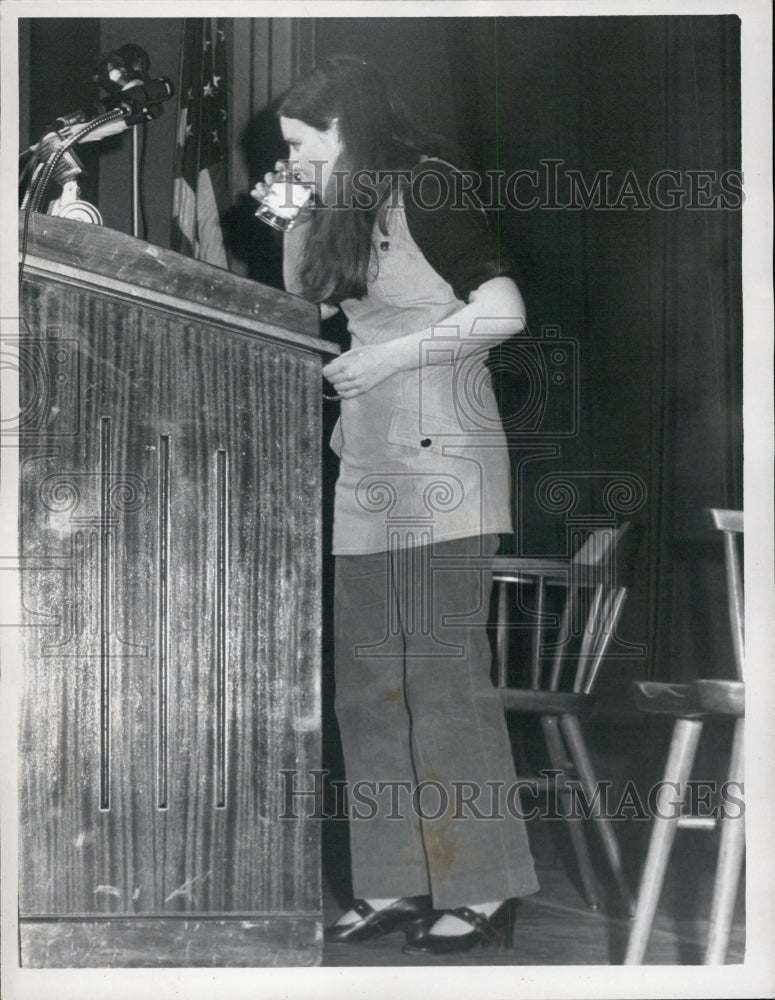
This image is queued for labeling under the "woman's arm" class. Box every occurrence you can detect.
[321,276,526,399]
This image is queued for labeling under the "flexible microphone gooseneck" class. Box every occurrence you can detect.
[48,77,175,137]
[19,46,176,292]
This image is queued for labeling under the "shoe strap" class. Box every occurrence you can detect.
[449,905,501,942]
[352,899,377,920]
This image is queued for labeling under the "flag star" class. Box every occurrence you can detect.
[220,108,227,120]
[204,38,211,49]
[203,81,214,97]
[211,129,220,143]
[186,124,193,138]
[212,74,221,89]
[217,29,225,41]
[187,87,193,101]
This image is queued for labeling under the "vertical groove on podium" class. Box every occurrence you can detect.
[157,435,170,809]
[215,448,228,809]
[99,416,112,811]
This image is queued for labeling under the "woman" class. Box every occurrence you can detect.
[252,55,539,955]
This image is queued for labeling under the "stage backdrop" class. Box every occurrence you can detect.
[18,14,742,684]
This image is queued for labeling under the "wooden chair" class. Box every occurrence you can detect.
[624,508,744,964]
[493,521,639,915]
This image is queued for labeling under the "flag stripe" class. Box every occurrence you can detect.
[172,177,197,245]
[171,18,230,269]
[196,168,228,269]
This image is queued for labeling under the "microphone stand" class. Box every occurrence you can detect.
[25,107,129,215]
[18,107,128,296]
[20,76,173,292]
[132,126,141,238]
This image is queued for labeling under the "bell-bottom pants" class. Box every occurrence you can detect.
[333,534,540,909]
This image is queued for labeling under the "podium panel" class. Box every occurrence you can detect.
[16,215,335,967]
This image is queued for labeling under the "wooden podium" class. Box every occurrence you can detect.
[16,214,336,967]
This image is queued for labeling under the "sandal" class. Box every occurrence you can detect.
[324,895,433,944]
[402,900,515,955]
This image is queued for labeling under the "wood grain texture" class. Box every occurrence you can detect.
[19,213,334,350]
[18,219,330,965]
[157,434,170,809]
[20,917,322,967]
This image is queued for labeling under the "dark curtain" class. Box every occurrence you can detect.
[445,15,742,682]
[20,20,102,207]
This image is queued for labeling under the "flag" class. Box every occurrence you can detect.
[171,18,229,268]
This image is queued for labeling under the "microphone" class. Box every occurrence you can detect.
[49,77,175,133]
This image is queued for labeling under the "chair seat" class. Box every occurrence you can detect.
[491,556,570,585]
[691,679,745,717]
[492,555,616,588]
[499,688,594,715]
[632,680,744,718]
[632,681,700,716]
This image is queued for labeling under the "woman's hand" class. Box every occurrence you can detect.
[249,161,285,205]
[322,342,401,398]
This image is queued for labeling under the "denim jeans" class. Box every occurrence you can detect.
[334,534,539,908]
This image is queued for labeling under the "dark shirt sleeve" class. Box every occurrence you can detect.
[403,159,516,302]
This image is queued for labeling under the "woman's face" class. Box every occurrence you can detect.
[279,116,343,200]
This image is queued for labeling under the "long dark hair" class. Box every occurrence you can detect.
[278,55,447,303]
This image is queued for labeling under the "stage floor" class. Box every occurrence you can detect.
[320,808,746,967]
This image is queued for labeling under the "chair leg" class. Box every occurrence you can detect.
[495,581,509,688]
[704,717,745,964]
[541,714,601,909]
[624,716,704,964]
[560,713,635,916]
